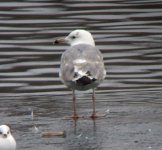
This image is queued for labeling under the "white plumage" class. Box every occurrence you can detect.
[0,125,16,150]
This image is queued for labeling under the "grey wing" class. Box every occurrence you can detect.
[76,44,106,81]
[60,44,106,82]
[60,57,74,82]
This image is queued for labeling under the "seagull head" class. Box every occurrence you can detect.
[54,29,95,46]
[0,125,11,138]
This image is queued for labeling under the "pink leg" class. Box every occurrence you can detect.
[91,89,97,119]
[72,90,78,120]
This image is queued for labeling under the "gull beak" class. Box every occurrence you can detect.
[54,37,67,45]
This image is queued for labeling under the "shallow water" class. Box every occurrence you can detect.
[0,0,162,150]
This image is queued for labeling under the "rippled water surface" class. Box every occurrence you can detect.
[0,0,162,150]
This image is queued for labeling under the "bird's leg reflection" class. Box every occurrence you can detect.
[72,118,96,134]
[73,119,77,134]
[92,118,96,131]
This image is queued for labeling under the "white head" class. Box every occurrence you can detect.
[0,125,11,138]
[65,29,95,46]
[0,125,16,150]
[55,29,95,46]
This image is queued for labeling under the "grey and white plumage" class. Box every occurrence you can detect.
[60,44,105,91]
[54,29,106,119]
[0,125,16,150]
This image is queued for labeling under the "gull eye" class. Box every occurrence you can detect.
[71,36,76,39]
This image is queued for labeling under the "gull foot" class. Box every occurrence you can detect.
[63,113,107,120]
[90,112,107,119]
[63,115,79,120]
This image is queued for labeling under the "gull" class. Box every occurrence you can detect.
[0,125,16,150]
[54,29,106,119]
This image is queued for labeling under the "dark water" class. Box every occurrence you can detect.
[0,0,162,150]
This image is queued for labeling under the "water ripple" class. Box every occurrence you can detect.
[0,0,162,98]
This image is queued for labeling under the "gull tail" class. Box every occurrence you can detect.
[76,76,96,86]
